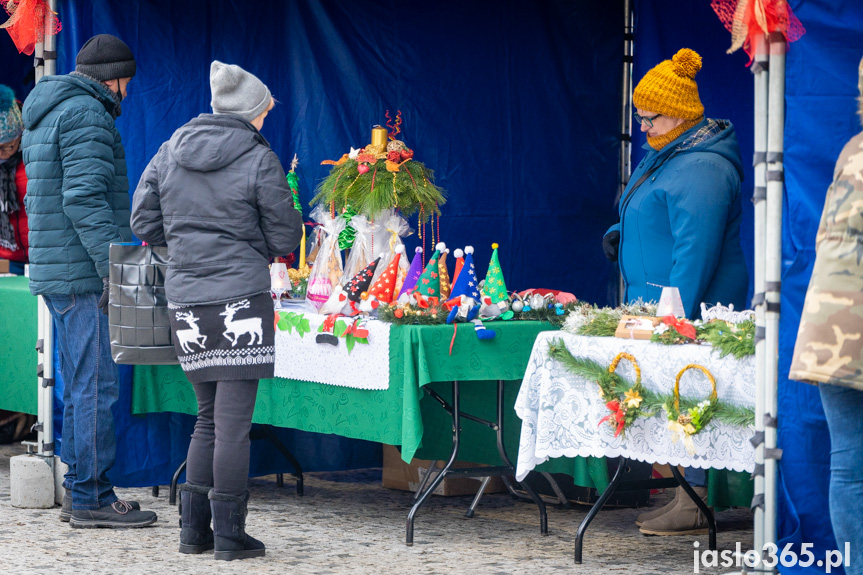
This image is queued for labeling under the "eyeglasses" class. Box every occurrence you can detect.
[634,112,662,129]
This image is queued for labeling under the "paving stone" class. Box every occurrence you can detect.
[0,442,752,574]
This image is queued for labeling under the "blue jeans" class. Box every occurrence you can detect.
[44,293,119,510]
[820,383,863,574]
[685,466,707,487]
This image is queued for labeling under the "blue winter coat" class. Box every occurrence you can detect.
[606,119,748,318]
[21,73,132,295]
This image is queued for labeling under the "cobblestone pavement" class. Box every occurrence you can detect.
[0,443,752,575]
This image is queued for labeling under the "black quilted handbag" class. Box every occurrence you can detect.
[108,242,178,365]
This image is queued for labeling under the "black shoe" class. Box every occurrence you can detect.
[179,483,214,554]
[60,493,140,523]
[69,500,157,529]
[210,490,265,561]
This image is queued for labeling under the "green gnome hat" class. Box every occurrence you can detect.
[482,243,508,303]
[409,242,446,300]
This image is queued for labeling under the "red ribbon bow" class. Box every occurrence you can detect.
[662,315,696,340]
[598,400,627,437]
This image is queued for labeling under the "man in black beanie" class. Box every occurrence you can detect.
[21,34,157,528]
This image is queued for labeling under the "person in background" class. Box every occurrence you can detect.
[131,61,303,561]
[0,85,28,274]
[602,48,749,536]
[788,54,863,575]
[21,34,157,528]
[0,84,37,444]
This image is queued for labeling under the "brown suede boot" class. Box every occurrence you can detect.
[635,487,682,527]
[638,486,710,536]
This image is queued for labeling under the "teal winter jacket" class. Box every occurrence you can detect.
[606,119,749,318]
[21,73,132,295]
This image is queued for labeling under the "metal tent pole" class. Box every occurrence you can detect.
[750,32,769,567]
[34,297,54,458]
[763,31,786,558]
[619,0,633,200]
[617,0,634,304]
[32,0,58,461]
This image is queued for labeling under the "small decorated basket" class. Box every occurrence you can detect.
[665,364,718,455]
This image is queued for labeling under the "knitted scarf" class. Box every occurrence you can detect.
[0,154,20,251]
[647,117,702,151]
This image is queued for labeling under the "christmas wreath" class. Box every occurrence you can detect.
[663,364,718,455]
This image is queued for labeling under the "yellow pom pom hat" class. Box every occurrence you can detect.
[633,48,704,120]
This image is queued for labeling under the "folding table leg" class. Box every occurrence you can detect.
[406,381,462,545]
[669,465,716,550]
[465,476,492,518]
[494,380,548,535]
[574,456,627,564]
[169,459,187,505]
[413,460,439,502]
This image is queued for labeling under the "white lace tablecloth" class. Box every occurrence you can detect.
[273,311,390,391]
[514,332,755,481]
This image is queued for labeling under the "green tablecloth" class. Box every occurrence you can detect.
[0,276,38,415]
[133,320,612,489]
[133,320,555,463]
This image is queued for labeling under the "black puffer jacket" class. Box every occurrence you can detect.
[131,114,303,305]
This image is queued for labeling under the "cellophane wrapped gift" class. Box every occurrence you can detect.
[341,214,375,284]
[372,209,412,289]
[306,205,345,309]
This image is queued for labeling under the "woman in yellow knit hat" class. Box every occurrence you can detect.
[603,48,749,536]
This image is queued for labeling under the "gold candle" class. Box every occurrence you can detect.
[299,226,307,269]
[371,126,389,150]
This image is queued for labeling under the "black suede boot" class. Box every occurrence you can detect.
[178,483,214,554]
[209,490,265,561]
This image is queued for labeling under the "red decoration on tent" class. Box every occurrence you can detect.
[710,0,805,63]
[2,0,62,55]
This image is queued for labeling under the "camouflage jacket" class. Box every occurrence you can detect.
[790,131,863,390]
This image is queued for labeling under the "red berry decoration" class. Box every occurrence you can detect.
[387,150,401,162]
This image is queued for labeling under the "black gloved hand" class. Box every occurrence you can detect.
[602,230,620,262]
[98,277,110,315]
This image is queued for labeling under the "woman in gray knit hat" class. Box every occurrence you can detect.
[131,61,303,561]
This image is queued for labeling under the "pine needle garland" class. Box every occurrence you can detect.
[698,319,755,359]
[510,301,580,326]
[377,304,449,325]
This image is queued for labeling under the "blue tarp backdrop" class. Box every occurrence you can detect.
[4,1,863,571]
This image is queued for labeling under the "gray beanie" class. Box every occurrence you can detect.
[209,61,272,122]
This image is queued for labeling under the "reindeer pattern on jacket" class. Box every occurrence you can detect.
[174,310,207,353]
[220,299,263,347]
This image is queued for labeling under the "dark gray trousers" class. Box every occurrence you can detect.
[186,379,259,496]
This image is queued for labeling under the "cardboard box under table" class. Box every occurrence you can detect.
[382,444,506,496]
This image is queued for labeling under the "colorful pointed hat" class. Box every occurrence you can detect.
[482,243,508,304]
[451,248,465,286]
[369,245,404,304]
[397,247,424,299]
[410,243,446,299]
[438,248,452,299]
[447,246,480,301]
[345,256,381,302]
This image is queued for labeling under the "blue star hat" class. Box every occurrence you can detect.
[447,246,480,301]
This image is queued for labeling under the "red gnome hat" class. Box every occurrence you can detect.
[368,245,404,304]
